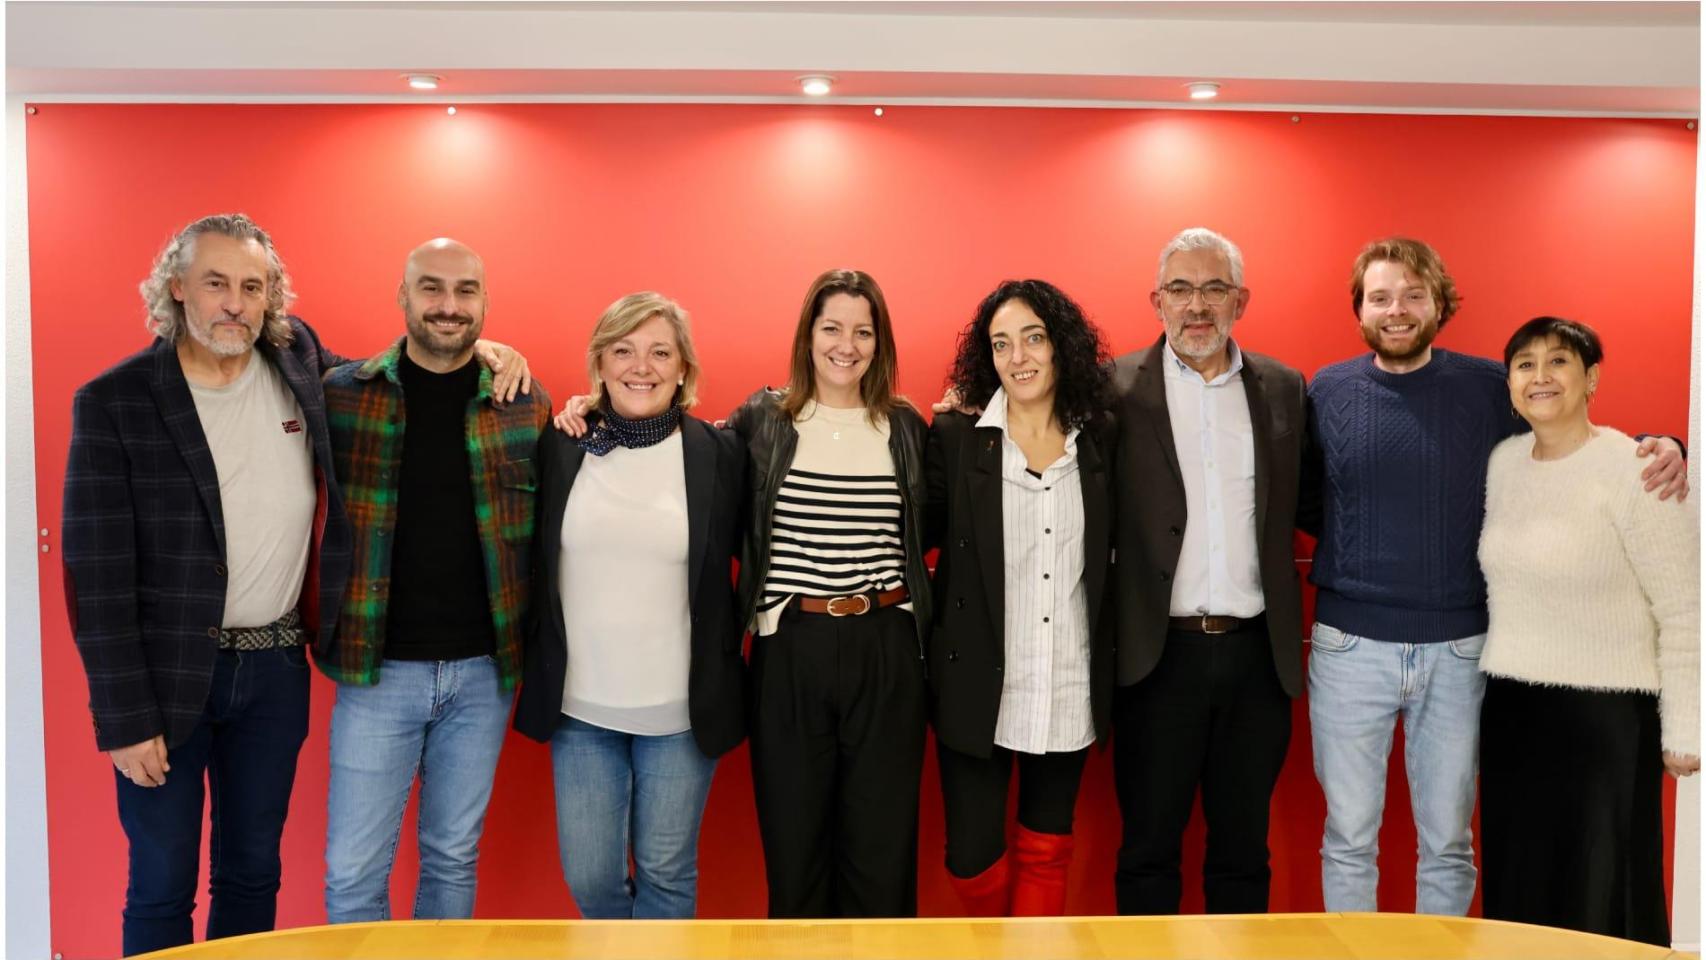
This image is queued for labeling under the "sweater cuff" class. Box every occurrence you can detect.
[1661,691,1700,759]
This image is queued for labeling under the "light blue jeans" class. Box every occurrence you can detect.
[1307,622,1486,915]
[323,657,513,923]
[550,716,717,919]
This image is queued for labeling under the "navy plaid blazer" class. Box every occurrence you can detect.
[61,317,353,751]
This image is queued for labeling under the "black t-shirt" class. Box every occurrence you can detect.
[384,350,497,660]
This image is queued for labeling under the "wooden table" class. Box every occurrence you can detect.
[137,914,1693,959]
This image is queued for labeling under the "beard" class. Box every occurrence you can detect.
[186,314,258,357]
[1167,313,1229,361]
[1360,318,1439,365]
[406,308,483,359]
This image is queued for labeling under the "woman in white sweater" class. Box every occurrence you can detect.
[1478,316,1698,945]
[514,293,748,920]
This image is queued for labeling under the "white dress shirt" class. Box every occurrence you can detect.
[1161,340,1264,618]
[977,389,1096,754]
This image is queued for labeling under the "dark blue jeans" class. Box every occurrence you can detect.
[115,646,311,956]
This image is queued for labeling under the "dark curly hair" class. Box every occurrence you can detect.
[947,279,1112,431]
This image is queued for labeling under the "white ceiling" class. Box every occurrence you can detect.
[6,1,1700,115]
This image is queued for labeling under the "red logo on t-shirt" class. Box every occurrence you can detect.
[282,419,303,434]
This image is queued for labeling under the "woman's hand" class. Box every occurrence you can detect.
[1663,751,1699,778]
[554,395,594,436]
[473,339,533,404]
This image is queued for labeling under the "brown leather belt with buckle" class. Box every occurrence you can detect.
[1168,614,1252,635]
[796,587,910,617]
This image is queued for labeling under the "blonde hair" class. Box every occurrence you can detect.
[587,292,700,410]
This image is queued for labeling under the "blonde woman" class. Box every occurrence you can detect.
[514,292,747,919]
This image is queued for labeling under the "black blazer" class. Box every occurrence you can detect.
[924,410,1117,758]
[61,318,353,751]
[514,415,748,758]
[1109,337,1309,697]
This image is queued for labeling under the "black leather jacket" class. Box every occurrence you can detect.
[725,388,933,655]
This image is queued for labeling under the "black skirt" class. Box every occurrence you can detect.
[1479,675,1669,945]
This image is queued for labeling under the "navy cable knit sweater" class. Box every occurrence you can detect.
[1306,349,1525,643]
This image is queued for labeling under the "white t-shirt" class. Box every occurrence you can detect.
[186,353,316,629]
[560,431,692,736]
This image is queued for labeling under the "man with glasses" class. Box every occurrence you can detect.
[1107,227,1308,915]
[1303,237,1686,915]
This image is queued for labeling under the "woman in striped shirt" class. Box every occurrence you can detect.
[726,269,934,918]
[925,279,1116,916]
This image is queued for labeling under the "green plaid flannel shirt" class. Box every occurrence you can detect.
[319,338,550,688]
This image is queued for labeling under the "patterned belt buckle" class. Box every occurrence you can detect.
[826,594,872,617]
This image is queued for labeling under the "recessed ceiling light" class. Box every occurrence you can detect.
[873,107,884,117]
[797,75,834,97]
[1186,81,1221,101]
[446,107,457,115]
[404,74,441,91]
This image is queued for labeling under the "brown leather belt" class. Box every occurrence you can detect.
[1168,614,1253,635]
[796,587,910,617]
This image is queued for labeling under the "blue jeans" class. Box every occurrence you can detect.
[550,716,717,919]
[323,656,513,923]
[115,646,310,957]
[1307,622,1486,914]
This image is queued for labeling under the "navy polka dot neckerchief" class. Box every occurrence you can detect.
[578,404,683,456]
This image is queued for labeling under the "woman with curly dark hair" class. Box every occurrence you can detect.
[924,278,1117,916]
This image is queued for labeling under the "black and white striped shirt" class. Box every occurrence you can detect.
[754,403,908,636]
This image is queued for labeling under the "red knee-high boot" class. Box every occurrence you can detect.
[947,854,1011,917]
[1010,825,1074,916]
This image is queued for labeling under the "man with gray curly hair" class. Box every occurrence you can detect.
[62,212,354,956]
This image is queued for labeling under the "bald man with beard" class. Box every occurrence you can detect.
[319,239,551,923]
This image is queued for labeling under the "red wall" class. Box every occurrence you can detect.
[26,103,1695,959]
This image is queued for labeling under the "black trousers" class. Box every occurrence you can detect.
[1112,623,1291,915]
[937,742,1090,878]
[749,604,927,918]
[1481,676,1669,946]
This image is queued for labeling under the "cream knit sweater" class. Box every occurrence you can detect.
[1479,427,1700,758]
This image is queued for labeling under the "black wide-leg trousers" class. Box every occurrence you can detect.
[749,604,927,918]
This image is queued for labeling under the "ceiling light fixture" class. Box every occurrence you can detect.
[1186,81,1221,101]
[797,75,834,97]
[405,74,441,91]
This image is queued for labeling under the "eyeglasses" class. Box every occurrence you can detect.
[1159,281,1239,306]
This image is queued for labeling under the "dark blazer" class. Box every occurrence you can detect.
[514,415,748,758]
[1109,336,1308,697]
[925,410,1118,758]
[61,318,353,752]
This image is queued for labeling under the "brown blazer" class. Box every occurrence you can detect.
[1108,336,1308,697]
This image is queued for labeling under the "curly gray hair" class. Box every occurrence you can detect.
[139,213,296,346]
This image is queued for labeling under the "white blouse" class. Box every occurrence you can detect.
[978,389,1095,754]
[559,432,692,736]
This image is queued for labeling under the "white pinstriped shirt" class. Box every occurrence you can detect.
[977,390,1096,754]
